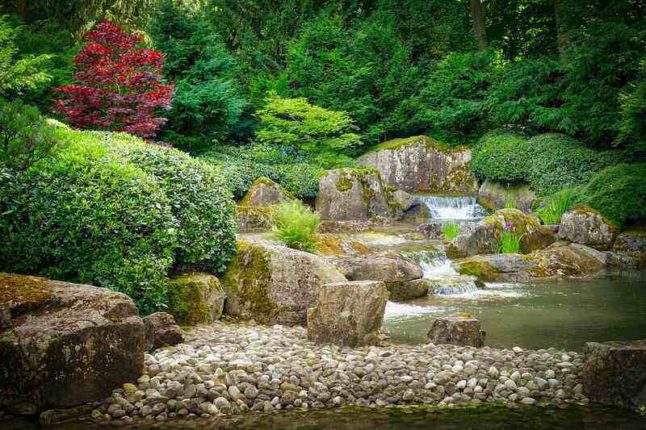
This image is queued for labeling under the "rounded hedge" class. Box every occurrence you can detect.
[111,134,238,272]
[0,127,238,314]
[470,132,530,184]
[471,132,624,195]
[581,163,646,228]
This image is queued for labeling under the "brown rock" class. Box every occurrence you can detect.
[427,312,485,347]
[0,273,145,415]
[558,206,617,250]
[143,312,184,351]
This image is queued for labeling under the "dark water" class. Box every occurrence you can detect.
[384,271,646,350]
[5,405,646,430]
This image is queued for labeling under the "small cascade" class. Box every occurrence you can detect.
[417,195,487,220]
[403,249,481,296]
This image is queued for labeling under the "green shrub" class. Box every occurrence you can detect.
[536,187,580,225]
[111,136,238,272]
[0,126,238,313]
[472,132,623,195]
[272,200,320,252]
[498,231,523,254]
[0,128,176,313]
[470,132,530,184]
[581,163,646,229]
[0,98,57,171]
[442,222,460,241]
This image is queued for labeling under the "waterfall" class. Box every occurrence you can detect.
[417,196,487,220]
[403,249,480,296]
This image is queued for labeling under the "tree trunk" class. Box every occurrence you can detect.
[470,0,488,51]
[553,0,569,57]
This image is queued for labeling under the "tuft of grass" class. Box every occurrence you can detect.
[443,222,460,241]
[504,198,516,209]
[272,200,320,252]
[536,187,578,225]
[498,231,523,254]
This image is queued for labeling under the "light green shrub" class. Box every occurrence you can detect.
[536,187,580,225]
[443,222,460,241]
[498,231,523,254]
[272,200,320,252]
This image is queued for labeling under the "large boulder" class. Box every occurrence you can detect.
[477,180,536,213]
[447,208,555,258]
[221,240,347,326]
[528,242,608,278]
[427,313,485,347]
[143,312,184,351]
[316,168,393,221]
[0,274,145,415]
[307,281,388,347]
[329,253,425,301]
[357,135,478,194]
[167,273,226,325]
[558,206,617,250]
[241,177,295,207]
[583,340,646,411]
[453,254,538,282]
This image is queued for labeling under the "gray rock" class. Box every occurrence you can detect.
[0,274,145,415]
[478,180,536,213]
[452,254,538,283]
[240,177,294,207]
[391,189,416,213]
[307,281,388,347]
[143,312,184,351]
[316,168,393,221]
[357,136,478,194]
[559,207,616,250]
[427,313,485,348]
[221,240,346,326]
[583,340,646,411]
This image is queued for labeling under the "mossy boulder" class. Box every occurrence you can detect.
[447,208,555,258]
[453,254,538,282]
[427,313,485,347]
[358,135,478,194]
[240,177,295,207]
[167,273,226,325]
[0,273,145,415]
[221,240,346,326]
[316,168,393,221]
[237,205,273,233]
[558,205,617,250]
[315,234,372,257]
[477,179,536,213]
[611,229,646,268]
[528,243,609,278]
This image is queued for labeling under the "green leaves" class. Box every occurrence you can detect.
[272,200,320,252]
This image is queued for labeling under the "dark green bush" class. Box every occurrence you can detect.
[0,126,238,313]
[471,132,623,195]
[112,136,238,272]
[470,132,530,184]
[581,163,646,229]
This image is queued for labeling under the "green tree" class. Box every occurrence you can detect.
[150,0,247,151]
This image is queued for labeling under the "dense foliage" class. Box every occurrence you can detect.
[0,122,237,313]
[581,163,646,228]
[272,200,320,252]
[55,22,173,139]
[472,133,623,195]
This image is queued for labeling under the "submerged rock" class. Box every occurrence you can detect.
[241,177,295,207]
[143,312,184,351]
[316,168,393,221]
[167,273,226,325]
[0,273,145,415]
[558,206,616,250]
[447,208,555,258]
[222,240,346,325]
[427,312,485,347]
[477,180,536,213]
[357,135,478,194]
[307,280,388,347]
[582,340,646,411]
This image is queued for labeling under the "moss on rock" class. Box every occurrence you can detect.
[167,273,225,325]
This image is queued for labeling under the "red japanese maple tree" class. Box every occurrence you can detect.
[55,22,173,139]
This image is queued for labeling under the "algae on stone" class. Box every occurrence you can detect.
[167,273,226,325]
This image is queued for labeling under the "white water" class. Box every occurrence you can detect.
[405,250,480,296]
[417,195,486,220]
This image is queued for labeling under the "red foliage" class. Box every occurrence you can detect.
[55,22,173,139]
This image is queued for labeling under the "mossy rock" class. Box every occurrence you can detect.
[477,180,536,213]
[558,205,617,250]
[527,243,608,278]
[240,177,295,207]
[315,234,372,256]
[453,254,538,282]
[167,273,226,325]
[358,135,478,194]
[221,240,346,326]
[237,205,274,233]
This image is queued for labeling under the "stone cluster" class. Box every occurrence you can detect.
[92,323,588,424]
